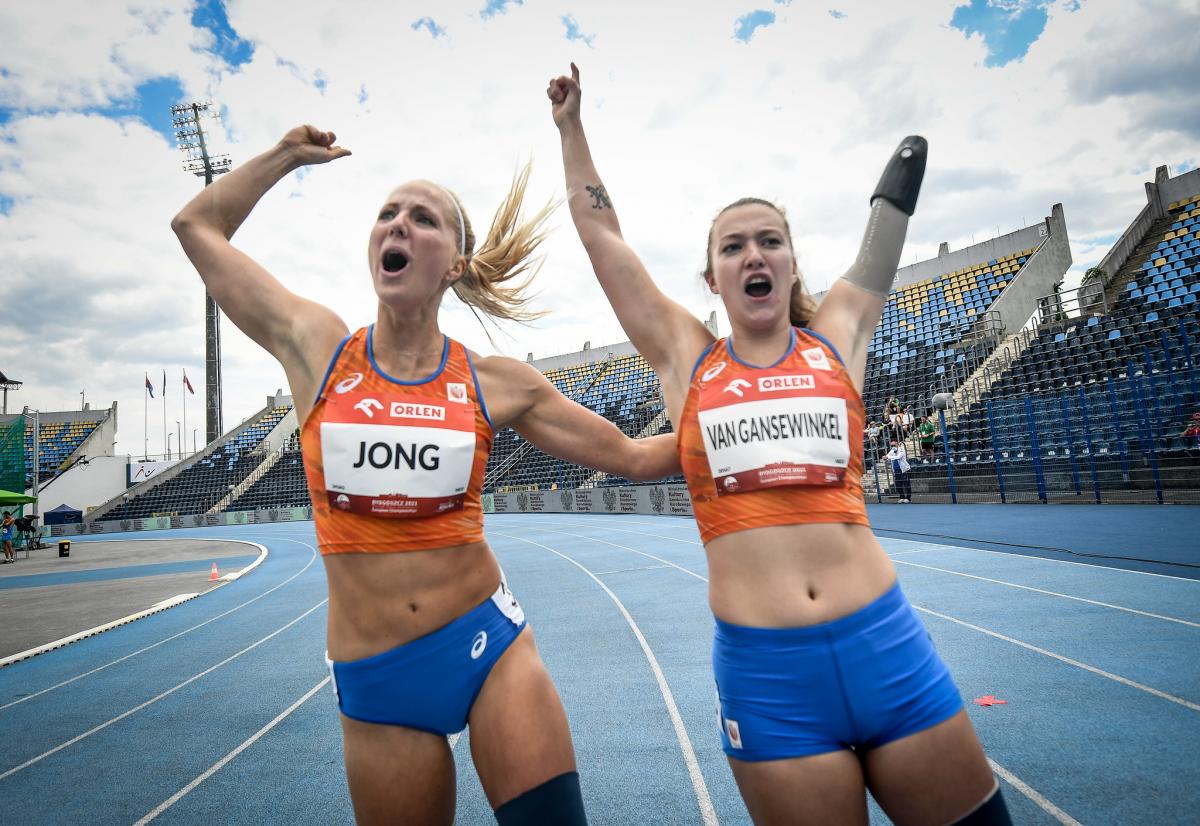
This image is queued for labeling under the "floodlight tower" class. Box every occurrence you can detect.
[0,370,21,415]
[172,101,232,445]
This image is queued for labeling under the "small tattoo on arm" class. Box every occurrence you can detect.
[586,184,612,210]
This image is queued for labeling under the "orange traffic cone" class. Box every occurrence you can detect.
[209,562,219,582]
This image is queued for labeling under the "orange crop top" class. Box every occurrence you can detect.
[677,327,869,543]
[300,326,494,554]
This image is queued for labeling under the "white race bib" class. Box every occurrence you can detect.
[320,392,477,518]
[698,393,850,495]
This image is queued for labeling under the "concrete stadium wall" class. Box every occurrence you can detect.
[530,340,641,373]
[986,203,1071,335]
[37,456,127,514]
[1156,166,1200,207]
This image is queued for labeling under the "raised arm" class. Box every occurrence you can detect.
[812,136,928,391]
[170,126,352,412]
[481,357,681,482]
[549,64,711,382]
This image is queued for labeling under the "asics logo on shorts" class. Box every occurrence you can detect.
[470,631,488,660]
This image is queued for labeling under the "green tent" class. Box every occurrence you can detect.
[0,488,36,506]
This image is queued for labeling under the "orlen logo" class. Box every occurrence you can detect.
[335,373,364,394]
[390,403,445,421]
[701,361,728,383]
[723,378,752,397]
[354,398,384,418]
[759,375,814,392]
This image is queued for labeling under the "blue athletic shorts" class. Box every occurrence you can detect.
[326,581,526,735]
[713,581,962,761]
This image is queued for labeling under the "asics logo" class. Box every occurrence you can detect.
[470,631,488,660]
[354,398,384,418]
[335,373,364,394]
[701,361,728,383]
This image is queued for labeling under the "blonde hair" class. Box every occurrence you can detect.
[705,197,817,328]
[440,163,555,325]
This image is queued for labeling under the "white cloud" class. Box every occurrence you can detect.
[2,0,1197,458]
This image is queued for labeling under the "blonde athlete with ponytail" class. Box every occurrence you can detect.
[172,125,679,825]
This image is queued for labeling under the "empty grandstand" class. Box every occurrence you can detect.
[89,396,295,521]
[0,405,117,489]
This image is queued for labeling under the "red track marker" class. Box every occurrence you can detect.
[973,695,1007,707]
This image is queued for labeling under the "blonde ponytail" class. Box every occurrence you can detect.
[445,163,556,324]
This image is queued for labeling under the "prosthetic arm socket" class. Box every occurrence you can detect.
[840,136,928,297]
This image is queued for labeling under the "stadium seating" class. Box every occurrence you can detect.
[25,416,105,485]
[227,449,310,510]
[105,406,290,519]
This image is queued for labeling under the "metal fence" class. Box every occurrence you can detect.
[865,356,1200,504]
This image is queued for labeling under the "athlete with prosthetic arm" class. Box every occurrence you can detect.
[172,124,681,826]
[549,64,1011,826]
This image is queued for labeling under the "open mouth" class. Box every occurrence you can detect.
[745,275,772,298]
[382,251,409,274]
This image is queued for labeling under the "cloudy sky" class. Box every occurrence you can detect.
[2,0,1197,458]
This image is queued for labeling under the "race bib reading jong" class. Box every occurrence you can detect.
[320,392,477,518]
[698,372,850,495]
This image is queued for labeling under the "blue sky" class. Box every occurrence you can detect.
[0,0,1196,453]
[950,0,1062,67]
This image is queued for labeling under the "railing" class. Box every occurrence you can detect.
[864,329,1200,505]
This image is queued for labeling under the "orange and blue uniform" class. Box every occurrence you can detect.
[678,327,870,543]
[676,328,962,761]
[304,326,525,735]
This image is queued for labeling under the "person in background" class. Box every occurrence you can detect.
[1,511,15,563]
[887,439,913,503]
[918,414,937,461]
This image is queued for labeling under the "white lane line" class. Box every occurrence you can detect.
[888,548,942,557]
[876,534,1200,583]
[0,538,319,711]
[528,525,708,583]
[539,515,1198,585]
[493,531,718,826]
[988,760,1081,825]
[916,606,1200,712]
[0,599,328,781]
[0,540,270,668]
[592,564,672,576]
[896,559,1200,628]
[135,676,332,824]
[449,732,461,749]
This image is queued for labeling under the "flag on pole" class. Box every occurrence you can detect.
[183,370,195,395]
[162,369,167,398]
[145,374,155,398]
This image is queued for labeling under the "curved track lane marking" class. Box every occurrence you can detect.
[135,676,332,824]
[527,525,708,582]
[894,559,1200,628]
[493,531,719,826]
[0,537,318,711]
[0,598,328,781]
[528,521,1081,824]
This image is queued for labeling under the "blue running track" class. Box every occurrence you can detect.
[0,510,1197,824]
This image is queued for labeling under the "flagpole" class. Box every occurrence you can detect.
[182,369,187,458]
[144,372,149,460]
[162,369,168,458]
